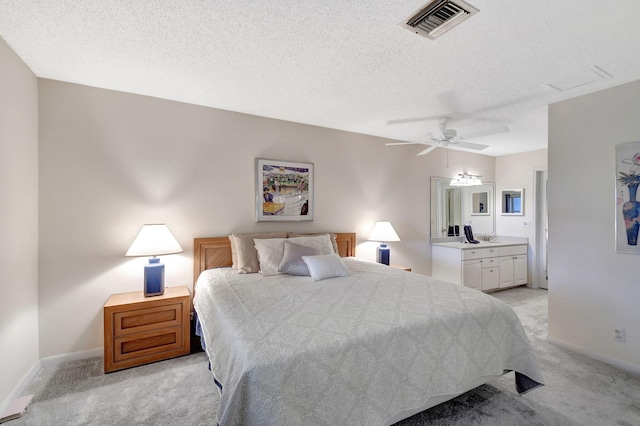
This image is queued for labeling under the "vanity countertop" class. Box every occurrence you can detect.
[432,240,527,249]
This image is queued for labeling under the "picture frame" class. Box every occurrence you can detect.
[256,158,313,222]
[615,141,640,254]
[501,188,524,216]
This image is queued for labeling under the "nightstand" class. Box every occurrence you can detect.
[103,286,191,373]
[390,264,411,272]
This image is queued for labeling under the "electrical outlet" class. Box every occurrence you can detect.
[614,328,625,343]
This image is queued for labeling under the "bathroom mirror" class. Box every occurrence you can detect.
[501,188,524,215]
[430,177,495,238]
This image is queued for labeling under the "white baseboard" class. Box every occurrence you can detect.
[0,360,40,417]
[40,347,103,369]
[547,337,640,375]
[1,347,103,415]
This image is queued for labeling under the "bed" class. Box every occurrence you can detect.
[193,232,543,426]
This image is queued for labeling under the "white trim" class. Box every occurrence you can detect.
[547,337,640,375]
[1,347,103,414]
[40,347,103,369]
[0,360,40,416]
[532,166,548,289]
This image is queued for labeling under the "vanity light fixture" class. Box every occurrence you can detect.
[368,221,401,265]
[125,224,183,297]
[450,173,483,187]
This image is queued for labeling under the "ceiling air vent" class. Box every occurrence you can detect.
[401,0,479,40]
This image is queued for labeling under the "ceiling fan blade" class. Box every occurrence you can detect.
[459,125,509,140]
[450,141,489,150]
[386,115,441,125]
[385,142,426,146]
[417,145,439,156]
[428,126,446,141]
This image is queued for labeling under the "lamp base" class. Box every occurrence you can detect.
[376,243,390,265]
[144,258,165,297]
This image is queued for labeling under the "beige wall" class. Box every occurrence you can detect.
[38,79,496,357]
[495,148,548,285]
[0,38,39,411]
[548,79,640,373]
[495,149,547,236]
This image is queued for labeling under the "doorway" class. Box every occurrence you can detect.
[534,168,548,289]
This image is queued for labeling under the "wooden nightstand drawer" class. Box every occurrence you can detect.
[114,303,183,336]
[114,326,184,363]
[104,286,190,373]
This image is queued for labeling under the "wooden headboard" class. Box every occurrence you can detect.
[193,232,356,285]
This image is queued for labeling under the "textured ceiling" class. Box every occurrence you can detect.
[2,0,640,156]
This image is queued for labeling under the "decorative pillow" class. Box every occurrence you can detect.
[254,238,288,276]
[231,232,287,273]
[302,254,350,282]
[288,234,335,256]
[228,235,237,268]
[288,233,339,254]
[278,241,321,276]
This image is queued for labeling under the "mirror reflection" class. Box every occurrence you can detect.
[431,177,495,237]
[472,192,489,215]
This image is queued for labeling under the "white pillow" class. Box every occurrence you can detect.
[254,238,287,276]
[288,234,334,255]
[287,233,339,254]
[232,232,287,273]
[302,254,349,282]
[279,241,321,276]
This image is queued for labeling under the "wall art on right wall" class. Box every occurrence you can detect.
[616,141,640,254]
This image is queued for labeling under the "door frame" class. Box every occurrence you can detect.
[532,167,548,289]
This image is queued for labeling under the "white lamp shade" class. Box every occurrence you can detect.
[125,224,183,257]
[368,221,400,242]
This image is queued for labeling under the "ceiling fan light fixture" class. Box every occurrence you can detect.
[450,173,482,187]
[385,116,508,156]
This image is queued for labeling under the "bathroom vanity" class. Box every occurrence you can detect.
[432,240,528,292]
[430,176,528,292]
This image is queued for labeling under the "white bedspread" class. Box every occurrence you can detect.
[194,258,543,426]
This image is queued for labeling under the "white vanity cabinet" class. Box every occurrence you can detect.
[461,260,481,290]
[432,242,528,292]
[498,245,528,288]
[480,247,500,291]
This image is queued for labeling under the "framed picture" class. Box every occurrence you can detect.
[501,188,524,216]
[256,158,313,222]
[616,141,640,254]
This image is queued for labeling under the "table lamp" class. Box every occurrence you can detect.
[368,221,400,265]
[125,224,183,296]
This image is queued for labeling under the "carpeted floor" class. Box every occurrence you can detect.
[8,287,640,425]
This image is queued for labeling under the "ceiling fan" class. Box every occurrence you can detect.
[386,117,509,156]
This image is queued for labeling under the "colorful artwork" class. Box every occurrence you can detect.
[256,158,313,221]
[616,142,640,253]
